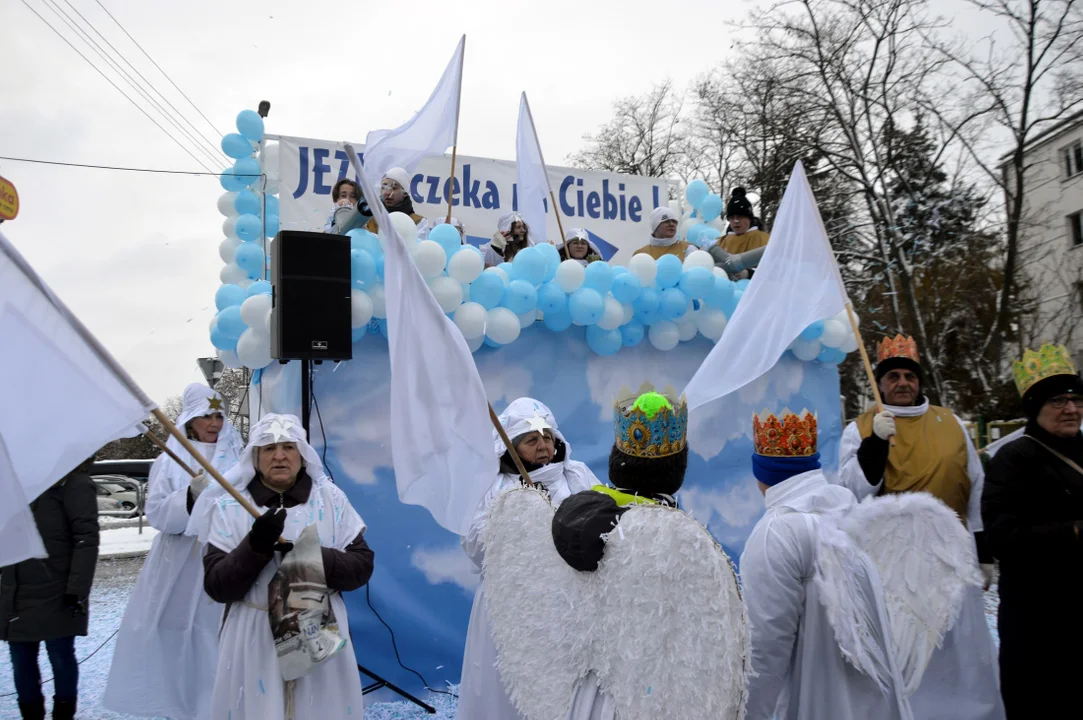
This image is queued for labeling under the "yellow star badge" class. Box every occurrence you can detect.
[207,395,224,412]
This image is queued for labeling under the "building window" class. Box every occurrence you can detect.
[1066,141,1083,179]
[1071,211,1083,247]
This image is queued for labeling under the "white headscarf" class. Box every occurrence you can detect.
[171,382,244,461]
[497,212,536,246]
[558,228,602,265]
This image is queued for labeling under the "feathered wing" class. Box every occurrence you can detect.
[842,492,983,695]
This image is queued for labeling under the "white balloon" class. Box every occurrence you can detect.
[428,276,464,313]
[209,315,218,332]
[262,308,272,335]
[454,302,488,339]
[262,142,280,179]
[218,191,238,217]
[486,307,521,345]
[683,250,715,271]
[238,278,253,290]
[839,332,859,353]
[448,246,484,283]
[218,349,242,369]
[263,176,280,196]
[518,310,537,329]
[627,254,657,287]
[712,266,728,278]
[388,212,418,246]
[351,289,374,328]
[648,320,680,351]
[467,333,485,352]
[696,308,728,341]
[488,266,510,286]
[621,302,635,325]
[820,319,848,348]
[669,199,683,219]
[837,307,859,328]
[597,296,624,331]
[708,217,726,231]
[679,218,702,241]
[220,263,246,285]
[791,338,822,361]
[222,216,239,240]
[236,328,272,369]
[219,236,242,264]
[240,293,272,327]
[413,240,448,279]
[461,283,471,303]
[554,260,585,293]
[368,284,387,319]
[677,307,699,341]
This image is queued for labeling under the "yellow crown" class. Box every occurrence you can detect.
[753,409,818,457]
[877,334,920,364]
[1013,343,1078,398]
[613,383,688,458]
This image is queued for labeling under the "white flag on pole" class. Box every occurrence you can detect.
[0,231,157,564]
[362,35,465,180]
[684,161,848,412]
[516,92,552,242]
[345,144,497,536]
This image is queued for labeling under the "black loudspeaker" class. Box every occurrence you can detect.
[270,231,353,361]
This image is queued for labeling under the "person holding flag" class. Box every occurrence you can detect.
[557,228,603,265]
[103,383,244,720]
[330,167,429,237]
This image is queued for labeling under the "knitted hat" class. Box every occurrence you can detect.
[725,187,754,219]
[650,207,678,234]
[382,167,410,191]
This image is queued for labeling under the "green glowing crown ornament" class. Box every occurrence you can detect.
[614,383,688,458]
[1013,343,1078,398]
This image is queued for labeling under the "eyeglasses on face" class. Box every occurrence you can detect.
[1047,395,1083,410]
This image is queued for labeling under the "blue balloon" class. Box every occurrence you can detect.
[659,287,689,320]
[542,308,573,332]
[234,214,261,242]
[375,255,385,281]
[817,346,845,365]
[214,283,247,311]
[685,179,710,209]
[429,224,462,260]
[347,229,382,258]
[582,261,614,294]
[686,224,707,247]
[235,243,264,275]
[351,249,376,285]
[216,306,246,337]
[705,275,735,309]
[484,337,502,348]
[699,227,722,246]
[655,254,683,288]
[265,214,280,237]
[236,109,265,142]
[736,278,751,291]
[586,325,622,356]
[210,323,238,352]
[569,288,605,325]
[219,167,248,192]
[377,318,389,339]
[699,194,723,222]
[800,320,825,341]
[234,189,261,216]
[503,279,538,315]
[679,267,714,299]
[498,262,517,281]
[221,133,253,159]
[512,246,547,286]
[351,325,367,343]
[621,321,646,347]
[233,157,261,188]
[612,265,629,276]
[471,272,505,309]
[535,243,561,282]
[538,282,568,315]
[247,280,272,297]
[611,273,642,304]
[265,194,279,217]
[633,288,662,325]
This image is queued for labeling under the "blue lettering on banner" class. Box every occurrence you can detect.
[292,146,309,198]
[334,150,351,182]
[482,181,499,209]
[629,194,642,222]
[463,164,480,208]
[442,177,462,206]
[312,148,333,195]
[559,176,576,217]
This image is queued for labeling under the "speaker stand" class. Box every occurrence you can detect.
[300,360,437,715]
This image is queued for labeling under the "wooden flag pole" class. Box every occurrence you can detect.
[550,190,570,262]
[445,145,458,224]
[844,302,895,447]
[445,37,465,225]
[488,404,535,485]
[143,426,197,477]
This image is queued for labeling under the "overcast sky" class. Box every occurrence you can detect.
[0,0,1000,404]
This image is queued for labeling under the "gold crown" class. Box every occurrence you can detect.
[753,409,818,457]
[613,383,688,458]
[1013,343,1078,398]
[877,334,920,364]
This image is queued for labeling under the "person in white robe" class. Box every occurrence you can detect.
[457,398,598,720]
[103,383,243,719]
[480,212,535,267]
[556,228,603,266]
[196,413,373,720]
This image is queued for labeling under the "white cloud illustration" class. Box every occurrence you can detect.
[411,545,480,594]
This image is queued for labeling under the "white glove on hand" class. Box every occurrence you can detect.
[980,563,996,591]
[189,472,210,499]
[872,410,896,441]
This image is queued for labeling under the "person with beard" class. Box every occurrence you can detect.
[834,335,1005,720]
[457,398,598,720]
[481,212,534,267]
[329,167,428,238]
[983,344,1083,718]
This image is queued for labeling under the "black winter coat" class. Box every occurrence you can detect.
[0,460,100,642]
[982,424,1083,717]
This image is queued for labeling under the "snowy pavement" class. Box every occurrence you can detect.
[98,526,158,559]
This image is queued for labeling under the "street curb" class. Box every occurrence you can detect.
[99,550,150,560]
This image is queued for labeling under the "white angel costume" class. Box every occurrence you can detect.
[557,228,603,266]
[197,413,367,720]
[457,398,598,720]
[480,211,536,267]
[836,399,1005,720]
[103,383,243,719]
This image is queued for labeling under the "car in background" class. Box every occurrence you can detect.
[94,483,125,514]
[92,459,153,483]
[92,476,141,512]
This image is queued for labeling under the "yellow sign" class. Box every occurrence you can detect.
[0,175,18,221]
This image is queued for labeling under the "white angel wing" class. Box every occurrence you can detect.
[841,492,982,695]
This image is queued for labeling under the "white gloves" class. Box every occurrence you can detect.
[189,472,210,499]
[872,410,897,441]
[980,563,996,591]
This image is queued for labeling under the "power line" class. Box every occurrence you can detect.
[93,0,226,140]
[0,155,260,177]
[17,0,218,174]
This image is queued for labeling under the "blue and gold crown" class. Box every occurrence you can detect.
[613,383,688,458]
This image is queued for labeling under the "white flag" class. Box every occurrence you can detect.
[684,161,847,411]
[0,232,157,564]
[362,35,465,180]
[516,92,552,243]
[345,145,497,536]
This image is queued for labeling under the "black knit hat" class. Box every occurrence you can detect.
[1022,372,1083,420]
[607,445,688,498]
[874,356,924,384]
[726,187,754,220]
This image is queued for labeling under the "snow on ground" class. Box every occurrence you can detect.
[98,526,159,558]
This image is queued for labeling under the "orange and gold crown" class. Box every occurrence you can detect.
[753,409,818,457]
[877,334,920,364]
